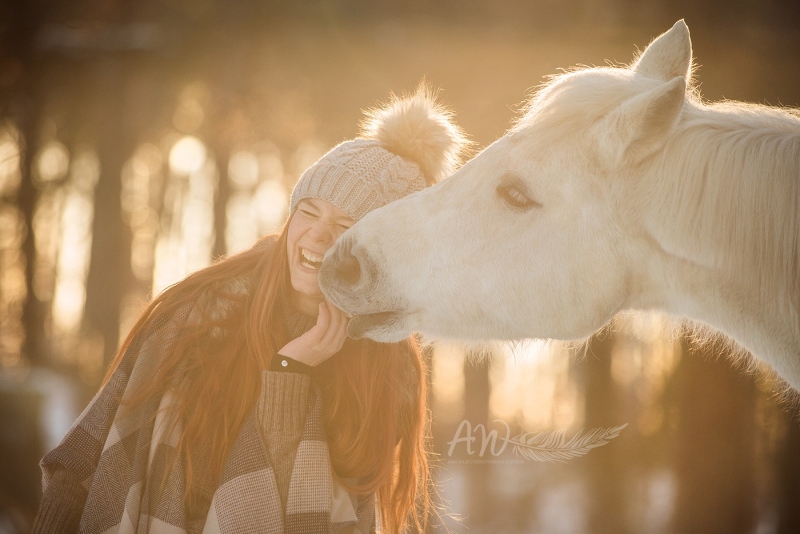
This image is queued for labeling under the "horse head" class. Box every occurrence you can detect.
[320,21,693,344]
[321,21,800,393]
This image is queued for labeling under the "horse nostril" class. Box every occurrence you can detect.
[336,248,361,286]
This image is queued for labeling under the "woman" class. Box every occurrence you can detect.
[32,88,468,533]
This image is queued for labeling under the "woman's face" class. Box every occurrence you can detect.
[286,198,354,314]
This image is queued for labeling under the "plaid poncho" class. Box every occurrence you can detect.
[36,290,377,533]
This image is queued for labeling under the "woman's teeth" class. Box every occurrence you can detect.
[300,249,323,269]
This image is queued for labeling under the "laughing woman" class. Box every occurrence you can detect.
[33,89,467,534]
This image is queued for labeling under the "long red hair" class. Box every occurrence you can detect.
[103,220,431,533]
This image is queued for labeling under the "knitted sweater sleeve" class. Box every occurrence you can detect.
[257,370,311,510]
[31,467,87,534]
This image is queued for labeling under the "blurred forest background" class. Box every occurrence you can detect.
[1,0,799,533]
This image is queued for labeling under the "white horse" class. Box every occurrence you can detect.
[320,21,800,390]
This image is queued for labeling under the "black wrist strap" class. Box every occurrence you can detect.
[270,353,314,374]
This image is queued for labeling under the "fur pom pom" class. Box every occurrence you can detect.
[360,85,470,185]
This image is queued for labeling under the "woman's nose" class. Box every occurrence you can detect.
[308,220,334,242]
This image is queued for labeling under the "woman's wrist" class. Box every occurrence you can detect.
[270,353,314,374]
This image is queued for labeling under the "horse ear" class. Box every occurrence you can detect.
[595,76,686,166]
[633,20,692,81]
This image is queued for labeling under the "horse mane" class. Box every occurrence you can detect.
[654,98,800,328]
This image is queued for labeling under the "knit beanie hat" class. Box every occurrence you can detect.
[290,87,469,222]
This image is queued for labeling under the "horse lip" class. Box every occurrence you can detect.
[347,311,402,339]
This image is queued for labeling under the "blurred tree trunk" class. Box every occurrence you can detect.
[9,0,48,367]
[463,352,492,525]
[212,147,229,259]
[82,58,134,371]
[583,329,629,534]
[207,29,250,259]
[672,335,756,533]
[18,109,45,367]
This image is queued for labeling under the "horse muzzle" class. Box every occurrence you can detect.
[320,236,413,341]
[320,235,377,311]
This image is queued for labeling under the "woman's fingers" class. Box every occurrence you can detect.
[312,301,342,347]
[321,301,348,350]
[276,301,349,367]
[311,301,330,337]
[328,302,350,339]
[330,303,349,342]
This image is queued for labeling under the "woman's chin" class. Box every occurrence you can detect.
[288,285,324,314]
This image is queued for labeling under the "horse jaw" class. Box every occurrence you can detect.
[632,242,800,391]
[346,311,412,342]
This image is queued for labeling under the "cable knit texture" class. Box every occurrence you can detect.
[289,87,469,221]
[290,140,425,222]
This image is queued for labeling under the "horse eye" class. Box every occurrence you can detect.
[496,184,538,210]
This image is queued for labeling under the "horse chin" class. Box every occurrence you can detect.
[347,312,409,342]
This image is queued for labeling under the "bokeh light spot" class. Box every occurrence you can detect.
[254,180,288,234]
[36,141,70,183]
[168,136,207,175]
[228,151,259,189]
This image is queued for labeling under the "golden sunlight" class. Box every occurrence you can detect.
[611,313,681,436]
[0,131,21,196]
[225,192,258,254]
[432,343,466,424]
[51,152,98,336]
[291,140,326,178]
[124,144,163,282]
[228,150,259,189]
[226,146,289,253]
[0,205,25,366]
[32,190,63,302]
[491,340,583,431]
[153,154,215,293]
[253,180,288,235]
[172,83,208,134]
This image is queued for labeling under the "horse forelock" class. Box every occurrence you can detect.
[511,68,633,134]
[510,66,693,157]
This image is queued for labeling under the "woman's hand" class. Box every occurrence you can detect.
[277,301,349,367]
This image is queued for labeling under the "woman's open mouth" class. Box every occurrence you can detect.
[299,248,323,270]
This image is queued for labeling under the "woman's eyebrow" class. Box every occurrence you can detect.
[303,199,353,224]
[333,215,354,226]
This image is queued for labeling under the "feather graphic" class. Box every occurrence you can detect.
[510,424,628,463]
